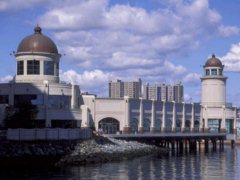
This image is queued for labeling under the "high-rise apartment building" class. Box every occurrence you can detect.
[109,79,142,98]
[143,82,184,102]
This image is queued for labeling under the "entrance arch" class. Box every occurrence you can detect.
[98,117,120,134]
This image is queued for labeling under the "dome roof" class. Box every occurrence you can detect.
[204,54,223,68]
[17,26,58,54]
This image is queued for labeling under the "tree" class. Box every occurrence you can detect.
[4,102,38,128]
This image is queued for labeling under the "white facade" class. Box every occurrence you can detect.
[0,26,86,128]
[0,27,238,136]
[201,54,236,133]
[82,95,201,134]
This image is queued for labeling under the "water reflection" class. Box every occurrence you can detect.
[1,146,240,180]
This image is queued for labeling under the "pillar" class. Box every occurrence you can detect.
[220,106,226,133]
[123,97,130,134]
[199,105,204,132]
[161,101,166,132]
[181,103,185,132]
[81,105,90,128]
[233,107,237,134]
[204,106,209,132]
[191,103,195,132]
[172,101,176,132]
[150,100,155,133]
[71,84,79,109]
[139,98,144,133]
[43,81,50,127]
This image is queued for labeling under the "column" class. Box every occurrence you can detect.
[44,82,50,127]
[161,101,166,132]
[9,83,14,106]
[172,101,176,132]
[181,103,185,132]
[81,105,90,127]
[150,100,155,133]
[71,84,78,109]
[220,106,226,133]
[204,106,209,132]
[199,105,203,132]
[191,103,194,132]
[123,97,130,134]
[139,98,144,133]
[233,107,237,134]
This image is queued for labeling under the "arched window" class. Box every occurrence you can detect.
[143,118,150,132]
[185,120,191,127]
[155,119,162,131]
[98,118,120,134]
[131,118,139,133]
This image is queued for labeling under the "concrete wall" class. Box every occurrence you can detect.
[7,128,92,141]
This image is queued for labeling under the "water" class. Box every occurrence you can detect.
[1,146,240,180]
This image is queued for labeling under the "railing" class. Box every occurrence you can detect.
[7,128,92,141]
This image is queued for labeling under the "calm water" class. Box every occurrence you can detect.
[1,146,240,180]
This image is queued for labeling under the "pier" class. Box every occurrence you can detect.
[104,133,226,152]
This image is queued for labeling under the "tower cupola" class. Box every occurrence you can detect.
[14,26,61,84]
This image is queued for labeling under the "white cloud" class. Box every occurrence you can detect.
[0,0,47,12]
[218,25,240,37]
[221,43,240,72]
[0,75,13,83]
[60,69,113,94]
[38,0,239,72]
[183,73,201,86]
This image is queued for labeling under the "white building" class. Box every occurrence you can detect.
[0,27,237,137]
[143,82,184,103]
[0,26,88,128]
[109,79,142,99]
[201,54,236,133]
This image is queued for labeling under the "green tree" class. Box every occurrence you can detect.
[4,102,38,128]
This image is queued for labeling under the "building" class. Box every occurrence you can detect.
[201,54,236,133]
[0,26,237,138]
[143,82,183,103]
[109,79,142,98]
[0,26,88,128]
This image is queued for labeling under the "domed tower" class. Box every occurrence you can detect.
[201,54,227,133]
[15,26,61,83]
[201,54,227,107]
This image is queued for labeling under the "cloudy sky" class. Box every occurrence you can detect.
[0,0,240,105]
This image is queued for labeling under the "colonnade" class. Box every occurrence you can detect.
[123,97,200,133]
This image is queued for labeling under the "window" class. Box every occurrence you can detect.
[56,63,59,76]
[27,60,40,74]
[206,69,210,76]
[211,69,217,76]
[219,69,222,75]
[44,61,54,75]
[0,95,8,104]
[17,61,24,75]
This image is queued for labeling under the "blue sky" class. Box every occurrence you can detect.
[1,0,240,105]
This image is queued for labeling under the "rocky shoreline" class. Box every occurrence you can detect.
[0,137,168,167]
[56,136,169,166]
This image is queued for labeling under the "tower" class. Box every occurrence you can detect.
[15,26,61,83]
[201,54,227,107]
[201,54,227,132]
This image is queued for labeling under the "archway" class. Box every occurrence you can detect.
[143,118,150,132]
[131,118,139,133]
[98,117,120,134]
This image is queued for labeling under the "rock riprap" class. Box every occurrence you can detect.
[57,137,168,166]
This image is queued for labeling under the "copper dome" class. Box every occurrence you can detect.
[17,26,58,54]
[204,54,223,68]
